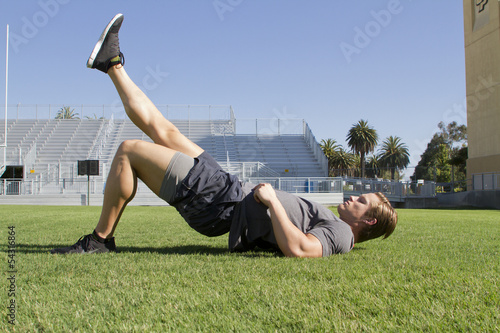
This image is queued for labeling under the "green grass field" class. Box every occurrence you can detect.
[1,205,499,332]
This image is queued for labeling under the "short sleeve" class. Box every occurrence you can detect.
[307,220,354,256]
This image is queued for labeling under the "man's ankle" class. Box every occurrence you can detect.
[93,230,110,243]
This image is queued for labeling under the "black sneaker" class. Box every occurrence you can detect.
[50,234,117,254]
[86,13,125,73]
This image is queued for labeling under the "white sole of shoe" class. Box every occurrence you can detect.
[86,13,123,68]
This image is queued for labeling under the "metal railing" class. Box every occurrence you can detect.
[1,104,234,121]
[435,180,468,193]
[219,162,280,179]
[0,178,164,197]
[234,118,304,136]
[1,176,443,203]
[1,178,99,195]
[304,122,329,176]
[246,177,343,193]
[1,177,344,196]
[340,178,436,199]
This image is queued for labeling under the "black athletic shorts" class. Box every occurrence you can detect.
[168,151,244,237]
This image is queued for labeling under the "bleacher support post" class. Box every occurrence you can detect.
[78,159,99,206]
[87,174,90,206]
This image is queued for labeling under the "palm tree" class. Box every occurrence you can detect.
[320,139,340,157]
[55,106,79,119]
[330,147,356,177]
[378,136,410,180]
[346,119,378,178]
[365,155,380,178]
[320,139,341,176]
[84,113,105,120]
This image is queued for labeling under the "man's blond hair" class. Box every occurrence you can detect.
[357,192,397,243]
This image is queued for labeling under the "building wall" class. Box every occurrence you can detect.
[463,0,500,187]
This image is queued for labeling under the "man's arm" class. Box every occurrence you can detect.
[253,183,323,258]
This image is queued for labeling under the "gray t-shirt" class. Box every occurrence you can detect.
[228,182,354,256]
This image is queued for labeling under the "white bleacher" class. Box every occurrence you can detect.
[60,120,104,163]
[1,118,326,179]
[233,135,325,177]
[36,120,79,164]
[17,120,47,159]
[2,120,36,163]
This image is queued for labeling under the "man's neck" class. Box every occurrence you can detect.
[345,220,363,244]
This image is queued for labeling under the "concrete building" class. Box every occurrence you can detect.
[463,0,500,188]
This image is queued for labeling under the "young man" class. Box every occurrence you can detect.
[51,14,397,258]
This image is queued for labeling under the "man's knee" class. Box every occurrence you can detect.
[117,140,143,155]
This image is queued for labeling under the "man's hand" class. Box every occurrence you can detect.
[252,183,322,258]
[253,183,278,207]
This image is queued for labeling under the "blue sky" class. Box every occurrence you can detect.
[0,0,466,175]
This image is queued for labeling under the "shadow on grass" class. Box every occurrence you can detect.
[118,245,229,255]
[4,243,281,257]
[1,243,59,254]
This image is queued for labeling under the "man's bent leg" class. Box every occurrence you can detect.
[51,140,180,254]
[107,65,204,158]
[95,140,179,239]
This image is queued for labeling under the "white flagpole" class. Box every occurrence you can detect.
[3,24,8,173]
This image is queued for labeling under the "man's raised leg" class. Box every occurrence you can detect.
[107,65,204,158]
[86,13,202,157]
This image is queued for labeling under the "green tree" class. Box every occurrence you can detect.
[331,147,356,177]
[449,145,467,190]
[413,134,444,181]
[438,121,467,147]
[434,144,452,182]
[377,136,410,180]
[55,106,79,119]
[320,139,341,176]
[320,139,340,157]
[346,119,378,178]
[365,155,380,179]
[319,139,357,177]
[412,122,467,183]
[84,113,105,120]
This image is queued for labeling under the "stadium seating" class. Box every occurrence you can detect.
[1,118,327,180]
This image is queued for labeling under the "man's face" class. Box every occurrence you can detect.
[337,193,381,223]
